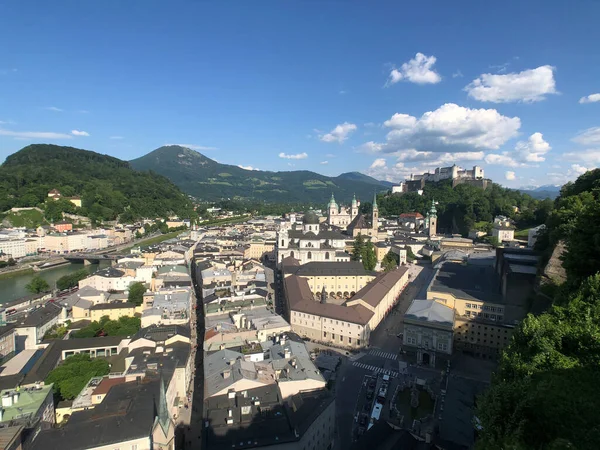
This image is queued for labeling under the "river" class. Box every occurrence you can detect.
[0,261,111,304]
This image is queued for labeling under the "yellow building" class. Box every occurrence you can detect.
[426,261,524,358]
[284,261,376,298]
[89,302,136,321]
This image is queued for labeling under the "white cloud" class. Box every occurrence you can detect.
[386,53,441,85]
[238,165,259,171]
[45,106,63,112]
[383,113,417,129]
[505,171,516,181]
[547,164,590,185]
[0,129,72,140]
[484,153,520,167]
[572,127,600,146]
[579,93,600,104]
[167,143,218,151]
[320,122,357,143]
[110,136,124,140]
[325,153,336,158]
[320,161,329,165]
[370,158,387,169]
[514,132,551,162]
[465,65,557,103]
[71,130,89,137]
[485,132,551,167]
[562,148,600,165]
[279,152,308,160]
[362,103,520,155]
[452,70,463,78]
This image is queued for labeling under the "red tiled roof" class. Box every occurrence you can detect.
[399,212,424,219]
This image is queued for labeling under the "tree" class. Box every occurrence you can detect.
[351,234,365,262]
[25,275,50,294]
[127,282,146,306]
[382,251,399,272]
[7,258,16,266]
[405,246,417,261]
[56,268,89,291]
[362,241,377,271]
[45,354,110,400]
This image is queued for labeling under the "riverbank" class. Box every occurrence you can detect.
[121,230,184,252]
[0,267,35,280]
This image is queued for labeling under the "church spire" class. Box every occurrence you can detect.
[352,193,357,206]
[373,192,378,210]
[157,373,171,435]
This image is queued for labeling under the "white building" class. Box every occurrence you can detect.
[327,193,359,229]
[277,212,348,265]
[492,216,515,242]
[403,299,454,367]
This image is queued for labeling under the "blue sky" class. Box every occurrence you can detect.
[1,1,599,188]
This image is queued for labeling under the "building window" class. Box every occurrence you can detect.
[332,334,335,340]
[466,303,472,308]
[349,338,352,344]
[357,340,360,346]
[437,342,447,351]
[307,251,312,260]
[325,252,330,260]
[324,332,327,338]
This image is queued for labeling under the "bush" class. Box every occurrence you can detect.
[45,354,110,400]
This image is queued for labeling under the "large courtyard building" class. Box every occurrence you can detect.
[284,267,409,348]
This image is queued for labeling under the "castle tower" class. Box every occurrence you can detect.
[427,199,437,237]
[351,193,358,219]
[372,192,379,234]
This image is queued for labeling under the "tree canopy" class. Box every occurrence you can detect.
[351,234,377,271]
[377,180,550,236]
[382,251,399,272]
[127,282,146,306]
[56,268,89,291]
[45,353,110,400]
[25,275,50,294]
[71,315,141,338]
[476,169,600,450]
[0,144,197,223]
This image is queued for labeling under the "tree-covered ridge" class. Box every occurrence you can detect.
[476,169,600,450]
[0,144,197,223]
[129,145,391,203]
[376,180,552,236]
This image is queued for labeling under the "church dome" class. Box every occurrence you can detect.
[303,211,320,225]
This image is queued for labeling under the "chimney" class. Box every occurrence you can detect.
[12,392,19,404]
[223,370,231,379]
[284,348,291,359]
[228,408,232,417]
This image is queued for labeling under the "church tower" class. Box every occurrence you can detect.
[427,199,437,237]
[372,193,379,234]
[328,193,338,225]
[351,193,359,220]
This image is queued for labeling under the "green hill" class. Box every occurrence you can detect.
[0,144,196,223]
[129,145,391,203]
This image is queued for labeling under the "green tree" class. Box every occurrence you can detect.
[382,251,399,272]
[56,268,89,291]
[405,246,416,261]
[25,275,50,294]
[7,258,16,266]
[127,282,146,306]
[45,354,110,400]
[362,241,377,271]
[351,234,366,262]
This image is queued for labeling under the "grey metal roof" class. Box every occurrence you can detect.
[405,299,454,327]
[287,261,375,277]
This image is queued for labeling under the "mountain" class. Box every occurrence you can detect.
[130,145,392,203]
[516,184,562,200]
[0,144,196,222]
[337,171,395,188]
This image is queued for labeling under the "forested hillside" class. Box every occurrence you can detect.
[0,144,196,223]
[376,180,553,236]
[476,169,600,449]
[129,145,391,203]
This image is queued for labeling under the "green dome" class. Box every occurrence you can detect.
[303,211,320,225]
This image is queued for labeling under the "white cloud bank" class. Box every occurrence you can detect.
[485,132,552,167]
[0,129,72,140]
[465,65,557,103]
[71,130,89,136]
[505,171,516,181]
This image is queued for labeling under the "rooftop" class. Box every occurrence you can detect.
[286,261,376,277]
[90,302,135,311]
[0,383,53,424]
[405,299,455,327]
[429,262,503,304]
[351,267,409,308]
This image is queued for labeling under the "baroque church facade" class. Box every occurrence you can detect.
[277,211,350,265]
[327,193,359,229]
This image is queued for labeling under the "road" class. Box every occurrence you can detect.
[334,262,436,449]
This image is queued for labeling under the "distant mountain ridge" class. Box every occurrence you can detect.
[129,146,392,203]
[516,184,562,200]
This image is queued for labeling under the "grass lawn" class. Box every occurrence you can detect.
[3,209,48,228]
[515,228,531,239]
[395,387,435,421]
